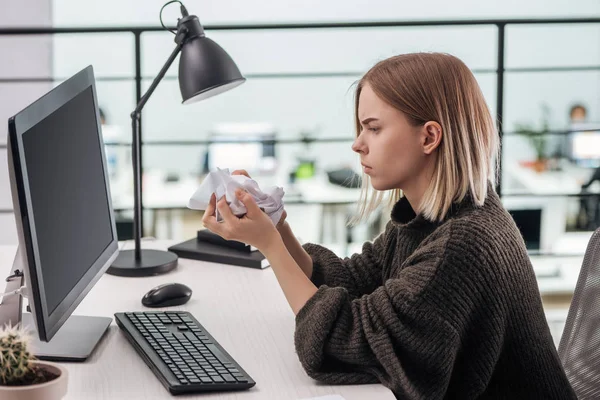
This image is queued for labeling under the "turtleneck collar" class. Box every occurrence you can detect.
[390,182,500,230]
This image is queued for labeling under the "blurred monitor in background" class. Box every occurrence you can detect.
[565,103,600,168]
[205,123,277,175]
[569,122,600,169]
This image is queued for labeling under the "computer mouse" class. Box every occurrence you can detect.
[142,283,192,308]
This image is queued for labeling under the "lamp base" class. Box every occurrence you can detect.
[107,249,178,277]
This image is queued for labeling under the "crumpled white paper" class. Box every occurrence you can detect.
[188,168,285,225]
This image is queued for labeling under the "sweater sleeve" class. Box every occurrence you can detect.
[294,236,500,399]
[301,221,395,298]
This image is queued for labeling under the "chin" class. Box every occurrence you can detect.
[370,176,402,192]
[369,179,390,191]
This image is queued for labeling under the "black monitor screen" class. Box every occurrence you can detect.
[509,209,542,251]
[22,86,113,314]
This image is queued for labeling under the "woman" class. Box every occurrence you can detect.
[202,53,576,399]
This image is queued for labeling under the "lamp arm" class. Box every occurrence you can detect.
[129,40,183,260]
[132,41,184,117]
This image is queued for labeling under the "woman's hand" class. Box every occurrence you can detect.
[232,169,287,229]
[202,188,281,254]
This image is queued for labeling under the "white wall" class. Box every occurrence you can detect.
[50,0,600,180]
[52,0,600,26]
[0,0,53,244]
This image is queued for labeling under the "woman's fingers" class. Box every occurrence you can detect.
[232,169,250,178]
[236,189,262,217]
[206,193,216,215]
[202,193,219,232]
[216,196,236,223]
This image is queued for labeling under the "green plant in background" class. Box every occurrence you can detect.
[0,324,35,386]
[514,103,551,162]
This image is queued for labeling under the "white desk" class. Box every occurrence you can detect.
[0,243,394,400]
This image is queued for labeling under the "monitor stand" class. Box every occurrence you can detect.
[0,246,111,361]
[21,313,111,362]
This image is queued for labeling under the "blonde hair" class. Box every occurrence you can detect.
[353,52,499,224]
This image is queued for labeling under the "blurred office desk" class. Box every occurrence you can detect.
[530,230,592,297]
[111,172,361,244]
[503,162,600,252]
[0,243,394,400]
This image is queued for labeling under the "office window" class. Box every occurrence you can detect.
[94,80,136,140]
[504,71,600,133]
[0,83,54,144]
[52,33,134,79]
[141,76,357,141]
[506,24,600,69]
[141,26,497,78]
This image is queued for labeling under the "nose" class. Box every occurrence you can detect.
[352,135,366,154]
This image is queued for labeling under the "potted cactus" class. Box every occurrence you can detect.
[0,324,68,400]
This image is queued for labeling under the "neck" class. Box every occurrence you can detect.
[401,164,435,214]
[402,183,426,215]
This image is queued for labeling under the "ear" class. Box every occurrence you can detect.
[421,121,442,155]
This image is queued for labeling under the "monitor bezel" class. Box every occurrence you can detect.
[7,65,119,342]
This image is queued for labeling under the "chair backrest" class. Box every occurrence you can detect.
[558,227,600,399]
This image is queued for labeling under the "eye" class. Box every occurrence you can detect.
[368,127,380,133]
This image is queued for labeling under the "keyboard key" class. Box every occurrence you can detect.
[212,376,225,383]
[221,374,236,383]
[200,377,213,384]
[206,344,230,364]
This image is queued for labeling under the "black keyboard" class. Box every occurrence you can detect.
[115,311,256,395]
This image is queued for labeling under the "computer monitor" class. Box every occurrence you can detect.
[0,65,118,361]
[569,122,600,168]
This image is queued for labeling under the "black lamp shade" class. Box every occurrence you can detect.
[179,36,246,104]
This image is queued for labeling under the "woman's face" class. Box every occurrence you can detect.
[352,84,429,191]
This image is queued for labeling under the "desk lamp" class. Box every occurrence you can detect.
[107,0,245,276]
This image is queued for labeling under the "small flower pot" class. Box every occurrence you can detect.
[0,360,68,400]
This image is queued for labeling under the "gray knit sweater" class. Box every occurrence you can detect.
[295,187,576,399]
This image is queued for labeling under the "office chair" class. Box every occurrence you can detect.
[577,166,600,230]
[558,227,600,399]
